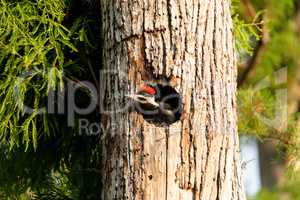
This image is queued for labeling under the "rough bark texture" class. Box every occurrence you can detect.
[100,0,246,199]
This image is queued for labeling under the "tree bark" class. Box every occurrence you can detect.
[100,0,246,199]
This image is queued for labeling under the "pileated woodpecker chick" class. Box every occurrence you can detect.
[127,83,182,125]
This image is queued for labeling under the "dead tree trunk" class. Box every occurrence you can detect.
[100,0,246,199]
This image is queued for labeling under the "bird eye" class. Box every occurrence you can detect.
[137,96,147,103]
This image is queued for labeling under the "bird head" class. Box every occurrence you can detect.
[126,83,159,108]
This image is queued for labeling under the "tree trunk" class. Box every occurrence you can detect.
[100,0,246,199]
[258,140,284,189]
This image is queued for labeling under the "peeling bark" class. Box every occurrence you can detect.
[100,0,246,199]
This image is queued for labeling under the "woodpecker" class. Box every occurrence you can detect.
[126,83,182,125]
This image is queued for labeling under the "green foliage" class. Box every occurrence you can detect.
[0,0,87,150]
[236,0,300,197]
[268,0,294,28]
[232,0,262,58]
[233,13,261,57]
[238,88,275,138]
[249,25,300,85]
[0,0,102,199]
[246,0,300,85]
[0,132,102,200]
[238,86,300,166]
[237,0,300,136]
[37,169,77,200]
[254,172,300,200]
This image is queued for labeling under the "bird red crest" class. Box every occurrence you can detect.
[139,84,156,95]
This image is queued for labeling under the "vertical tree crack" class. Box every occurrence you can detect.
[166,0,173,59]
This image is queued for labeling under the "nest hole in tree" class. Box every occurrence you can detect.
[136,82,183,126]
